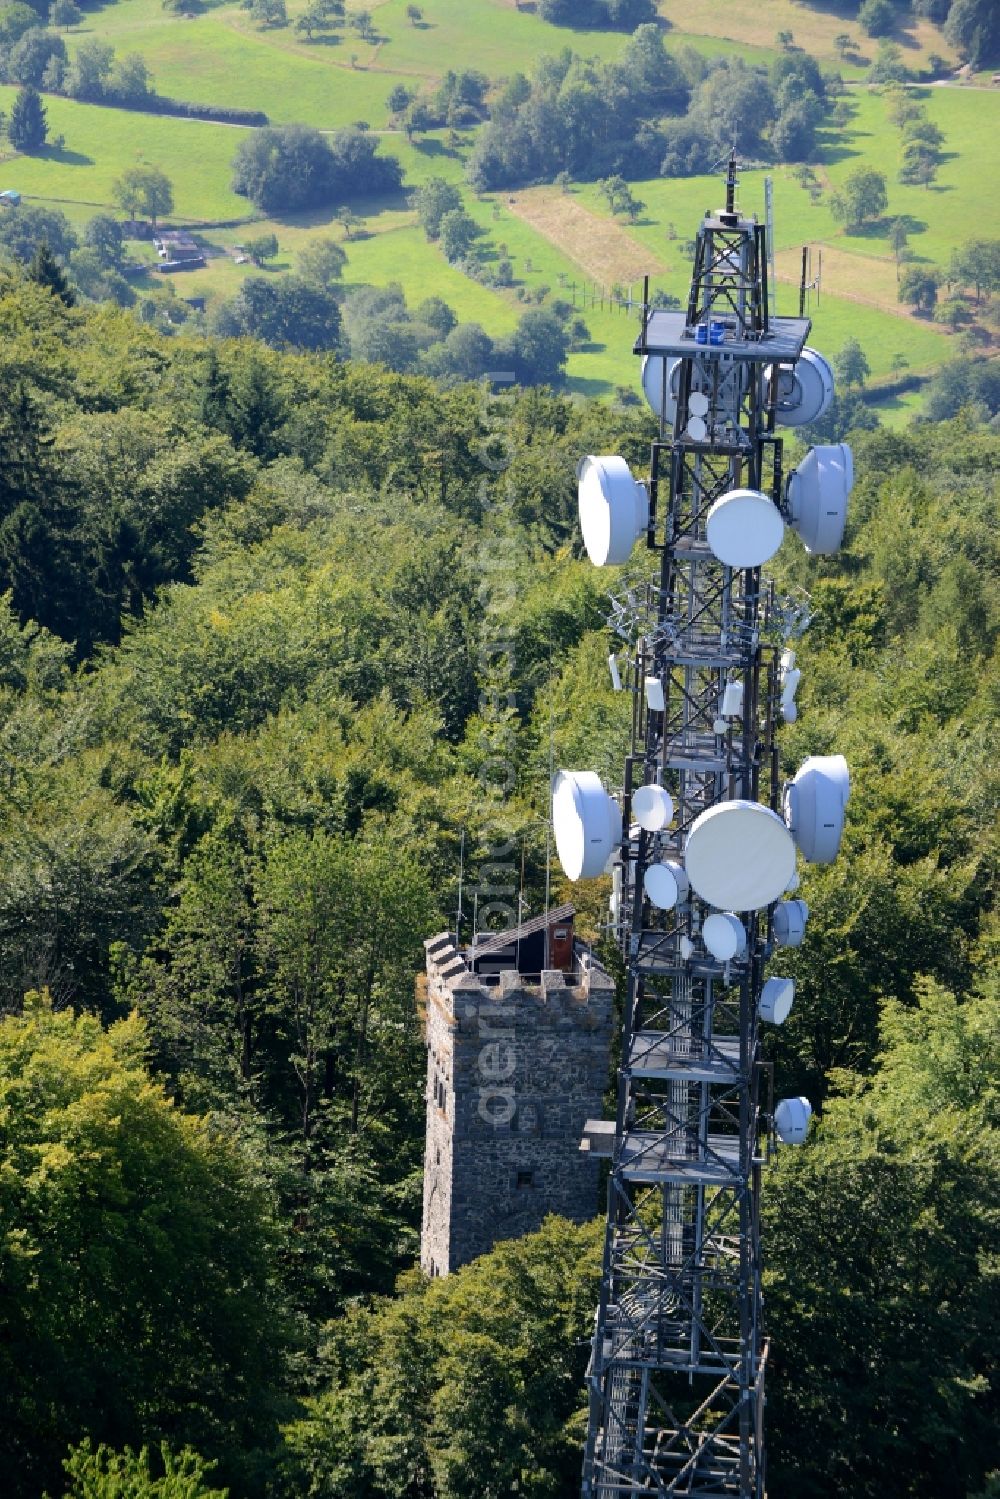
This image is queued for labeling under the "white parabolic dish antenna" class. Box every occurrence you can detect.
[706,489,785,569]
[632,783,673,832]
[772,898,809,948]
[685,800,797,910]
[759,975,795,1025]
[787,442,853,555]
[577,455,649,567]
[784,754,850,863]
[643,860,689,910]
[552,770,622,881]
[768,346,835,428]
[640,353,680,423]
[775,1096,812,1145]
[703,912,746,961]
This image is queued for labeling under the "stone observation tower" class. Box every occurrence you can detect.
[420,906,614,1278]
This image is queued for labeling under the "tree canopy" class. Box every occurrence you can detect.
[0,270,995,1499]
[0,997,286,1498]
[231,124,402,214]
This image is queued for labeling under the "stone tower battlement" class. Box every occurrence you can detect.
[420,912,615,1277]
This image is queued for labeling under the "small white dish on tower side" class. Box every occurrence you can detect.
[706,488,785,569]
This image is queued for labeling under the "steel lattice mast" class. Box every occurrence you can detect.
[552,158,855,1499]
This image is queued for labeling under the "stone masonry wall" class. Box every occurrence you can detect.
[421,933,615,1277]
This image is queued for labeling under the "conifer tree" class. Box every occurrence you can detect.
[27,241,74,305]
[8,85,47,152]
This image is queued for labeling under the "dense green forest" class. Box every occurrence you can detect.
[0,266,996,1498]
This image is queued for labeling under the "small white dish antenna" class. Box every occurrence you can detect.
[783,754,850,863]
[578,455,649,567]
[632,784,673,833]
[787,442,853,555]
[643,860,689,910]
[640,353,680,424]
[703,911,746,961]
[767,346,835,428]
[774,1095,812,1145]
[686,415,708,443]
[759,975,795,1024]
[706,489,785,569]
[713,716,728,735]
[644,675,665,712]
[685,800,797,911]
[688,391,709,418]
[772,898,809,947]
[552,770,622,881]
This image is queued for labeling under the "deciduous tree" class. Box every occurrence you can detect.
[297,236,347,287]
[899,263,940,313]
[830,166,888,231]
[945,0,1000,68]
[112,165,174,227]
[0,998,287,1499]
[413,176,462,240]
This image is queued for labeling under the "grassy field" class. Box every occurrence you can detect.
[79,0,789,129]
[0,0,989,404]
[824,86,1000,265]
[657,0,955,74]
[507,189,669,283]
[0,87,253,223]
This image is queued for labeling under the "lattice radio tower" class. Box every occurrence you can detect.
[550,156,855,1498]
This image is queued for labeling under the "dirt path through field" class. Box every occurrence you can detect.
[506,188,668,285]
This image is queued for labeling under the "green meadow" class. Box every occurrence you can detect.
[0,0,989,399]
[0,86,252,222]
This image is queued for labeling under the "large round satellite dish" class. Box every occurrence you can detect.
[643,860,688,910]
[759,975,795,1025]
[632,783,673,833]
[685,800,797,911]
[775,1095,812,1145]
[772,898,809,948]
[787,443,853,555]
[783,754,850,864]
[768,347,835,428]
[641,354,680,424]
[703,912,746,961]
[706,489,785,569]
[552,770,622,881]
[577,455,649,568]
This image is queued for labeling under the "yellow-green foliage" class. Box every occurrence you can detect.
[0,996,284,1498]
